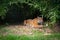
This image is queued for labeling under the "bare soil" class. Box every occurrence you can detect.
[0,24,54,36]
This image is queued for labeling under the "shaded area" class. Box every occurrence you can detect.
[5,3,42,24]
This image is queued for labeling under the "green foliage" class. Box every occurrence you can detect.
[0,0,60,24]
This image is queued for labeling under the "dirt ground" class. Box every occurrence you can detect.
[0,24,54,36]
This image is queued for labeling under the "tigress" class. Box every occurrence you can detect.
[24,17,43,28]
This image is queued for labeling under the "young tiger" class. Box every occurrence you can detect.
[24,17,43,28]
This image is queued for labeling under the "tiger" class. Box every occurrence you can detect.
[24,17,43,28]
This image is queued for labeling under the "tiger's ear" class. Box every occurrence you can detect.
[38,15,43,18]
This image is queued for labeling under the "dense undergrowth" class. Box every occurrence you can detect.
[0,0,60,25]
